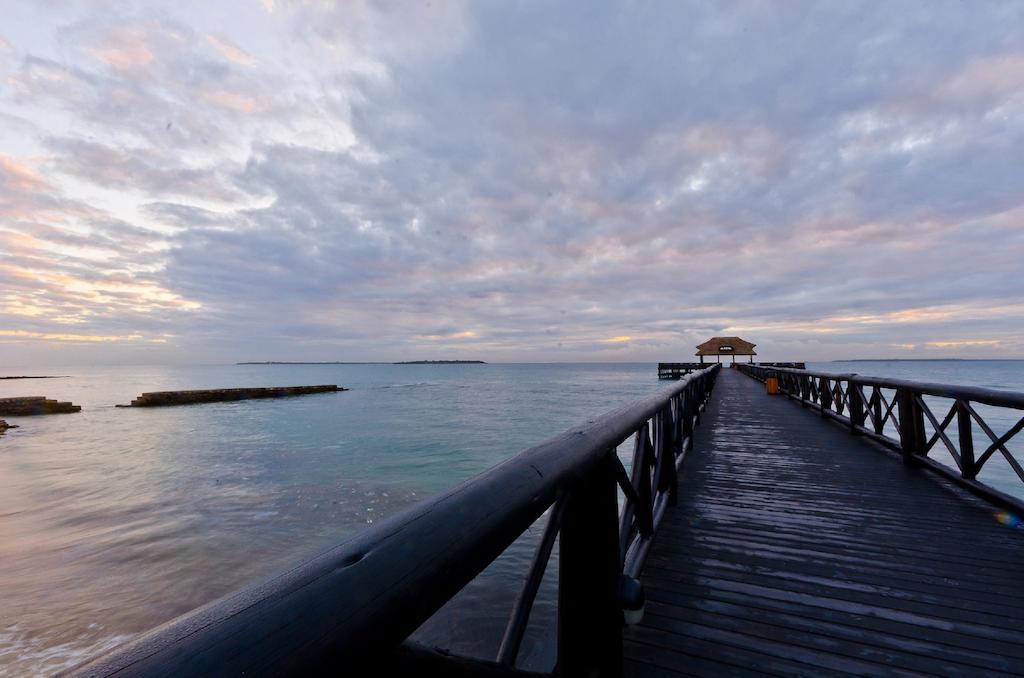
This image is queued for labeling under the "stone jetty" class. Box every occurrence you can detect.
[0,396,81,416]
[123,384,345,407]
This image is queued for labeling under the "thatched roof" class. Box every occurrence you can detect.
[695,336,757,356]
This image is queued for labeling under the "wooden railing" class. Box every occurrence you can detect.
[738,364,1024,514]
[74,365,721,677]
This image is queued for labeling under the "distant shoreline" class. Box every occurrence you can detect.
[238,361,387,365]
[238,360,487,365]
[395,360,486,364]
[831,358,1023,363]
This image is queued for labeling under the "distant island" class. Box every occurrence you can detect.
[238,361,387,365]
[394,360,486,364]
[238,360,486,365]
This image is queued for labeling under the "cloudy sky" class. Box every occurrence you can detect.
[1,1,1022,365]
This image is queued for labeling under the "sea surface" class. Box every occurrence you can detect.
[1,360,1023,675]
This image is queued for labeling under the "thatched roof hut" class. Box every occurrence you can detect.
[696,336,756,363]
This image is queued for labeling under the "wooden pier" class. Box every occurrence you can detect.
[657,363,705,379]
[74,364,1024,677]
[623,368,1024,676]
[659,362,806,379]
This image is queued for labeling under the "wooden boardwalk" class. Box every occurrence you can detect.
[624,368,1024,677]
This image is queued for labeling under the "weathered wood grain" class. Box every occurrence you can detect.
[624,369,1024,677]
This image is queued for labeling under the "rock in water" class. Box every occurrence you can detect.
[123,385,346,407]
[0,397,80,416]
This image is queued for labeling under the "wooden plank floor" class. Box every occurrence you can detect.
[624,368,1024,677]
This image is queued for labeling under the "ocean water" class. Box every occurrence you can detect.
[1,360,1023,675]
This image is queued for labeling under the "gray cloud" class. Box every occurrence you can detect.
[2,1,1023,364]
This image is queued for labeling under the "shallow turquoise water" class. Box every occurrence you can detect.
[1,361,1022,674]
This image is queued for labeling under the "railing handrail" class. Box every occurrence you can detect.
[762,365,1024,410]
[739,363,1024,516]
[74,365,721,677]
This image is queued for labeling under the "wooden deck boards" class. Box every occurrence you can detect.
[624,368,1024,677]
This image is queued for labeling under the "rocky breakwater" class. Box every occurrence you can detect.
[0,396,81,416]
[123,384,346,407]
[0,419,18,432]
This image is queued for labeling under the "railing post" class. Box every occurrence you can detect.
[872,389,884,435]
[681,389,694,451]
[848,379,865,433]
[957,399,976,480]
[656,410,678,507]
[558,453,623,677]
[670,397,682,456]
[897,388,925,466]
[820,378,832,416]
